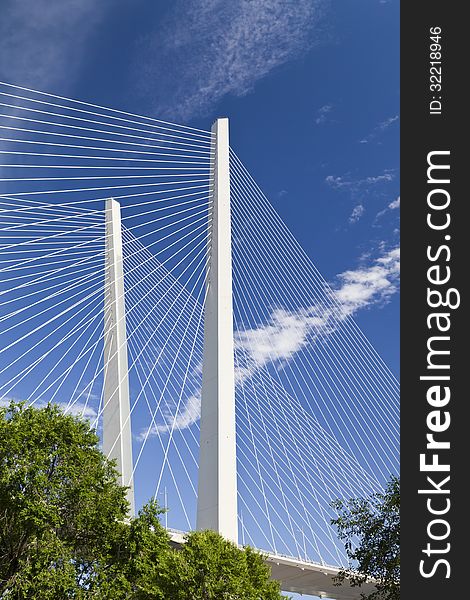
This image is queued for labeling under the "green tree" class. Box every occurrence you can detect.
[162,529,286,600]
[0,401,286,599]
[331,476,400,600]
[97,500,171,600]
[0,401,130,598]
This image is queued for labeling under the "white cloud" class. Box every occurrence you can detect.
[138,308,328,439]
[57,401,97,420]
[235,308,327,370]
[137,245,400,436]
[315,104,333,124]
[232,245,399,379]
[375,195,400,220]
[325,172,394,191]
[378,115,399,131]
[325,175,347,188]
[0,0,110,90]
[0,396,96,420]
[360,114,399,143]
[334,246,400,315]
[349,204,365,223]
[365,173,394,185]
[136,393,201,442]
[326,172,395,222]
[137,0,326,120]
[138,394,201,441]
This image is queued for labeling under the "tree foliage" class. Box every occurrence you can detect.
[93,500,171,600]
[331,476,400,600]
[0,401,131,597]
[163,530,284,600]
[0,402,285,599]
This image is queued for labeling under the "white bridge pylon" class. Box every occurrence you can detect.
[196,118,238,543]
[97,118,390,599]
[102,118,237,533]
[103,198,135,516]
[100,120,375,598]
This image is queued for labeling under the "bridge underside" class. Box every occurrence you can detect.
[266,554,376,599]
[168,531,376,600]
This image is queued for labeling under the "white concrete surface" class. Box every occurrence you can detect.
[103,198,135,516]
[196,118,238,543]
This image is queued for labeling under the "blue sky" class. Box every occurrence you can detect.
[0,0,399,371]
[0,0,399,369]
[0,1,399,597]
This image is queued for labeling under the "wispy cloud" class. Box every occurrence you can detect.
[137,394,201,441]
[326,172,394,191]
[137,244,399,436]
[140,305,324,438]
[0,0,110,90]
[136,0,326,120]
[359,114,399,144]
[326,171,395,222]
[334,246,400,314]
[0,397,97,420]
[375,195,400,220]
[349,204,365,224]
[315,104,333,125]
[58,401,97,420]
[235,308,327,371]
[0,397,14,408]
[233,245,400,372]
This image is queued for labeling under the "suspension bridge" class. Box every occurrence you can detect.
[0,81,399,599]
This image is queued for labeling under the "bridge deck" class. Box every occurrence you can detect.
[168,530,376,599]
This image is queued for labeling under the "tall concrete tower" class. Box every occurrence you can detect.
[103,198,135,516]
[196,118,238,543]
